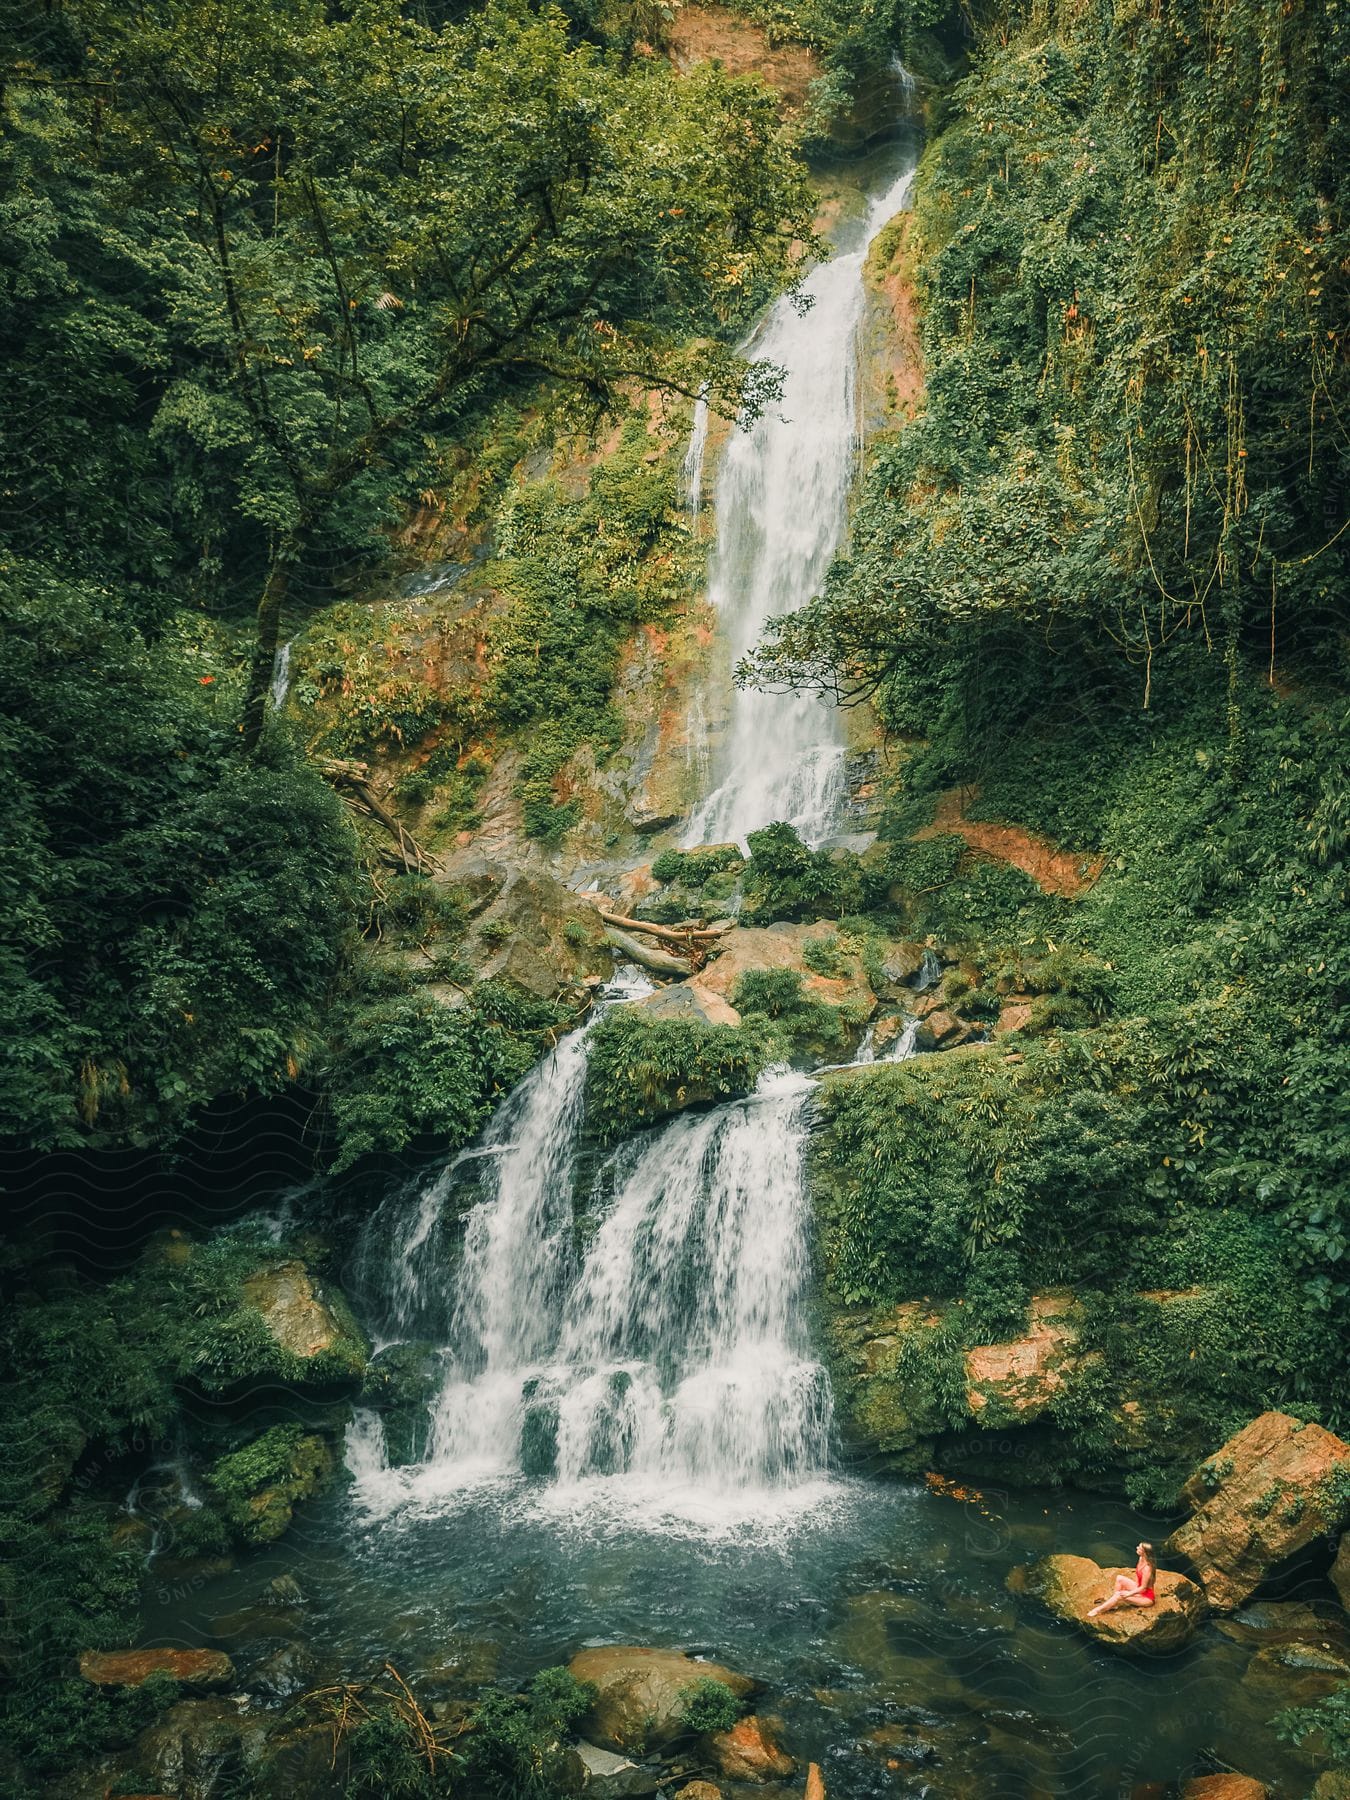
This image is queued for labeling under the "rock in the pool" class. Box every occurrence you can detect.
[567,1647,753,1753]
[1007,1554,1206,1653]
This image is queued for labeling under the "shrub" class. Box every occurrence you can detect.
[585,1012,775,1141]
[459,1668,597,1798]
[678,1677,744,1734]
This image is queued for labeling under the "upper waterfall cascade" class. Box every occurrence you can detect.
[348,128,919,1527]
[683,156,917,851]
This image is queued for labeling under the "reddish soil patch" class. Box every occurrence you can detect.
[667,5,820,114]
[917,786,1105,898]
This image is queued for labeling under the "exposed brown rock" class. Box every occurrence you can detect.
[804,1765,827,1800]
[697,921,875,1020]
[674,1785,723,1800]
[1168,1412,1350,1611]
[241,1261,345,1361]
[667,5,821,114]
[1007,1554,1207,1653]
[79,1648,235,1690]
[965,1294,1082,1421]
[568,1647,753,1754]
[634,981,740,1029]
[706,1714,794,1782]
[1180,1775,1269,1798]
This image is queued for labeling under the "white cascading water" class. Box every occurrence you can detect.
[348,124,918,1530]
[683,155,917,851]
[269,639,293,710]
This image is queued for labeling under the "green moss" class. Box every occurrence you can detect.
[206,1424,334,1545]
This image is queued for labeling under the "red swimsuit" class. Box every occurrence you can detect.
[1136,1560,1156,1602]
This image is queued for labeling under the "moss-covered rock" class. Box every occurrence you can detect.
[206,1426,334,1545]
[241,1260,366,1376]
[1167,1414,1350,1612]
[585,1011,777,1140]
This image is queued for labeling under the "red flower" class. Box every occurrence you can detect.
[199,675,216,685]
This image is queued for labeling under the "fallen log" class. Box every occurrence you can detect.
[594,909,726,944]
[603,926,696,978]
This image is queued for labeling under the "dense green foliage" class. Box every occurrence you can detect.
[1,0,816,1151]
[813,664,1350,1495]
[319,982,570,1170]
[0,1224,362,1788]
[727,0,1350,1485]
[0,572,357,1148]
[756,0,1347,722]
[678,1675,745,1733]
[585,1009,776,1139]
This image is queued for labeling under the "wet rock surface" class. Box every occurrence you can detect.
[1007,1554,1207,1653]
[79,1648,236,1690]
[563,1739,662,1797]
[705,1714,794,1782]
[964,1294,1084,1422]
[568,1647,754,1753]
[1168,1411,1350,1611]
[241,1261,358,1365]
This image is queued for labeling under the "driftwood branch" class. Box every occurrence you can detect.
[315,755,441,876]
[594,908,729,945]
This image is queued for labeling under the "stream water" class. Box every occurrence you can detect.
[138,118,1325,1799]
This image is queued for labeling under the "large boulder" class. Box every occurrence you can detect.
[79,1649,235,1691]
[568,1648,753,1754]
[1167,1413,1350,1611]
[697,921,875,1021]
[633,980,740,1029]
[1007,1554,1207,1653]
[126,1698,270,1800]
[206,1425,334,1545]
[706,1715,794,1782]
[241,1261,362,1368]
[465,864,614,996]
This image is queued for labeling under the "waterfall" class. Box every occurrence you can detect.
[683,155,918,851]
[348,130,920,1531]
[682,387,711,521]
[887,1016,922,1062]
[269,639,293,710]
[350,1063,834,1524]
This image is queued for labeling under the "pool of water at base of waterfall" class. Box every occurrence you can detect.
[137,1467,1312,1798]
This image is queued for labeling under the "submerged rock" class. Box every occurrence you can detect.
[706,1714,794,1781]
[79,1648,235,1691]
[568,1647,753,1753]
[1167,1412,1350,1611]
[1007,1554,1206,1653]
[127,1698,269,1800]
[1180,1779,1269,1799]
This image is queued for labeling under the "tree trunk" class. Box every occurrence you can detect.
[239,526,308,753]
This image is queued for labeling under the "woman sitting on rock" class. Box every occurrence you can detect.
[1087,1543,1157,1617]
